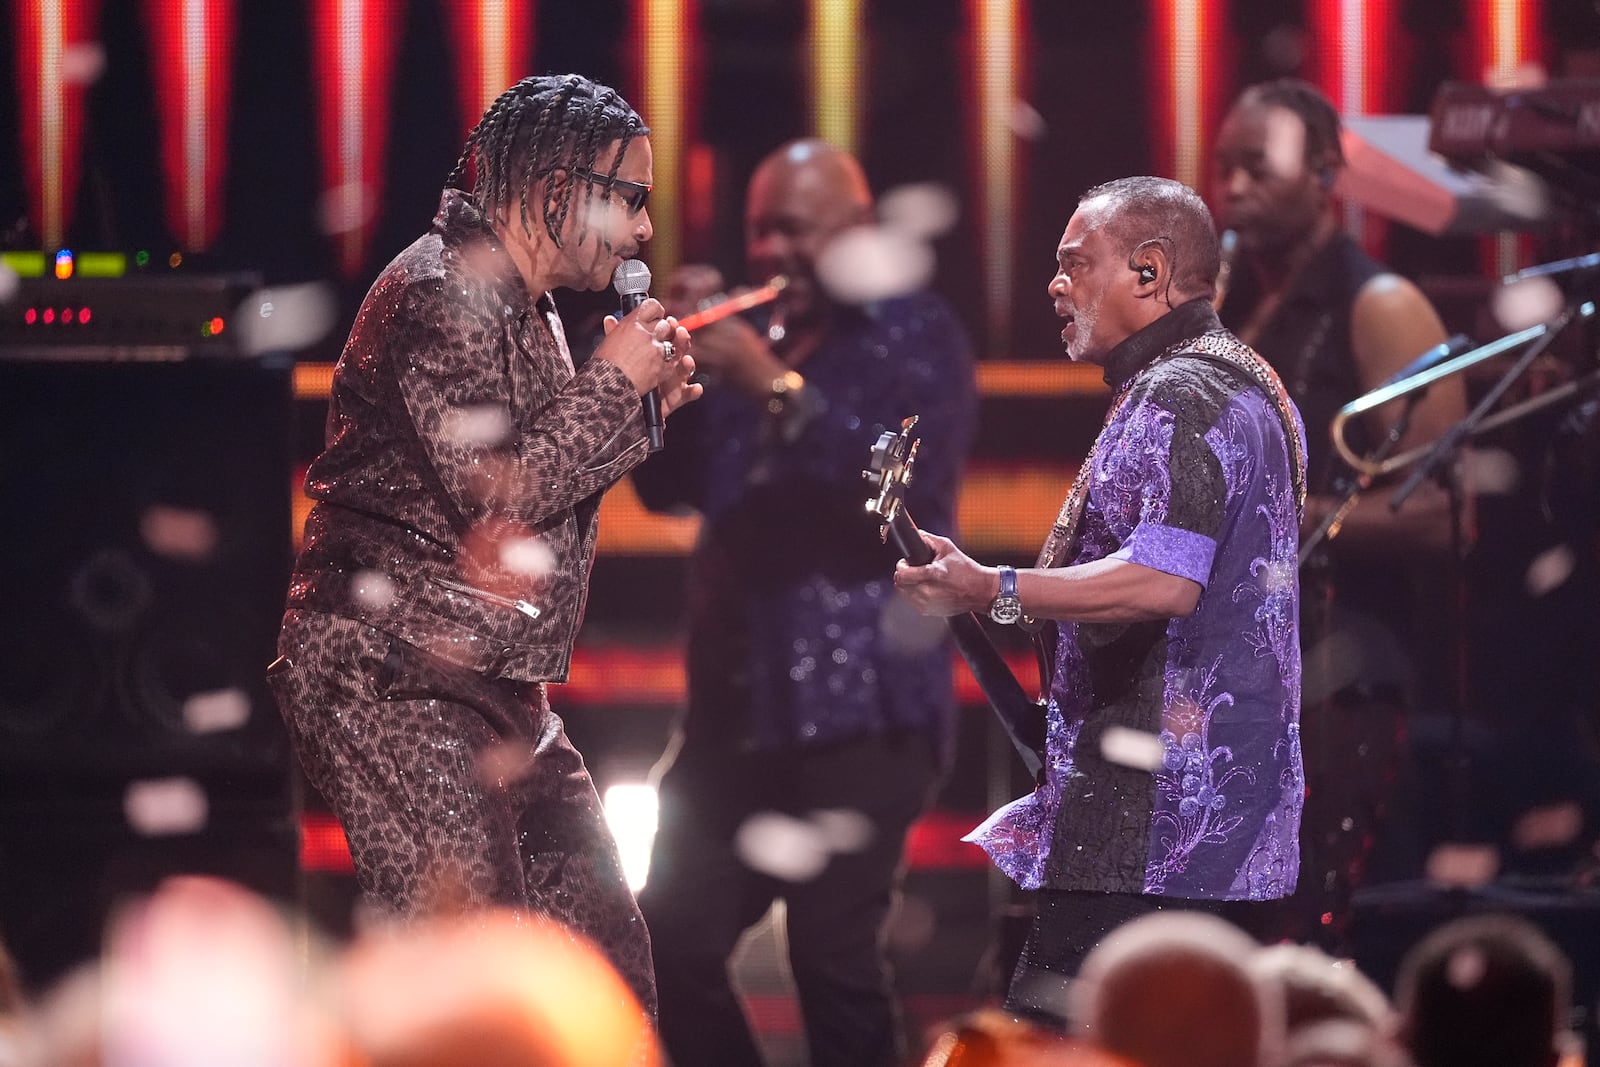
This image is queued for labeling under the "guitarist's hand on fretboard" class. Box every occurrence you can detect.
[893,530,998,619]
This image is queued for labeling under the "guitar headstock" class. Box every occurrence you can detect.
[863,415,920,536]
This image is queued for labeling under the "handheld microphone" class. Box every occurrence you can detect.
[612,259,664,453]
[1378,333,1475,388]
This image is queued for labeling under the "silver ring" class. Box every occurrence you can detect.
[658,339,676,361]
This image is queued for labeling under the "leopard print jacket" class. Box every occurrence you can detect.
[286,190,649,681]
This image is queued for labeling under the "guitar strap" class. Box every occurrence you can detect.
[1022,329,1307,695]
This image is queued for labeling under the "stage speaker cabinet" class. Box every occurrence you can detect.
[0,354,297,990]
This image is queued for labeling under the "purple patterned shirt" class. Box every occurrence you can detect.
[969,300,1305,901]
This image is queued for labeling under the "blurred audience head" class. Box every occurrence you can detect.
[338,909,660,1067]
[916,1009,1139,1067]
[1250,944,1392,1033]
[0,935,21,1016]
[1070,910,1279,1067]
[1395,914,1572,1067]
[24,875,338,1067]
[1281,1018,1410,1067]
[0,933,24,1067]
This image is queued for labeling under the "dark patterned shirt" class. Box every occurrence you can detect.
[633,294,978,758]
[969,300,1305,900]
[287,190,650,681]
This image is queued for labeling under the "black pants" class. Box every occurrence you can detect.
[1005,889,1226,1031]
[639,730,939,1067]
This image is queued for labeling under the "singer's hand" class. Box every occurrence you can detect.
[596,298,671,395]
[600,304,702,412]
[653,317,702,415]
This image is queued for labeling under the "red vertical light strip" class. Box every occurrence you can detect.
[444,0,534,142]
[144,0,235,250]
[683,142,715,262]
[1467,0,1546,87]
[1146,2,1174,180]
[1146,0,1227,191]
[310,0,403,278]
[13,0,100,248]
[1307,1,1337,106]
[629,0,701,281]
[1466,0,1544,276]
[965,0,1028,355]
[1308,0,1400,251]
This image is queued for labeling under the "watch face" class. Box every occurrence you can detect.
[990,596,1022,625]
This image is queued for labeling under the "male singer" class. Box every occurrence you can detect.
[267,74,697,1014]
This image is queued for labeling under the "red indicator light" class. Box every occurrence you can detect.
[62,308,74,323]
[209,316,225,335]
[24,308,37,325]
[79,306,92,324]
[42,308,55,324]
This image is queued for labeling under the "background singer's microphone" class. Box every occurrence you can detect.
[612,259,664,453]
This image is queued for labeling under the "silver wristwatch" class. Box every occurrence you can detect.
[989,565,1022,625]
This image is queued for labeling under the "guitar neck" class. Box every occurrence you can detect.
[886,508,935,567]
[882,501,1045,773]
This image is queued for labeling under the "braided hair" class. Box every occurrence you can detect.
[1237,78,1345,176]
[446,74,649,247]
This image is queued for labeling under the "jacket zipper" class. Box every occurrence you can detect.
[426,575,542,620]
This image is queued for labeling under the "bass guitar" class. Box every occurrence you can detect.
[864,416,1046,775]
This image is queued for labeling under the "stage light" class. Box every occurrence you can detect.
[1,251,47,277]
[54,249,74,279]
[15,0,98,246]
[298,811,354,873]
[77,251,125,277]
[144,0,236,252]
[809,0,862,154]
[603,783,660,892]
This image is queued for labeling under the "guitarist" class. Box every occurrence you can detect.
[632,140,979,1067]
[896,177,1306,1030]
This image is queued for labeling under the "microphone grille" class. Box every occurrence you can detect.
[612,258,652,297]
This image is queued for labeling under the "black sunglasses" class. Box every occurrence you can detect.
[569,168,652,215]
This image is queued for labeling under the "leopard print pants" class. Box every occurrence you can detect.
[269,609,656,1016]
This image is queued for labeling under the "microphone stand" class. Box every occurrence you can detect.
[1391,296,1589,511]
[1386,293,1589,846]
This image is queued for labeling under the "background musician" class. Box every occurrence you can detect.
[631,139,978,1067]
[1211,78,1470,949]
